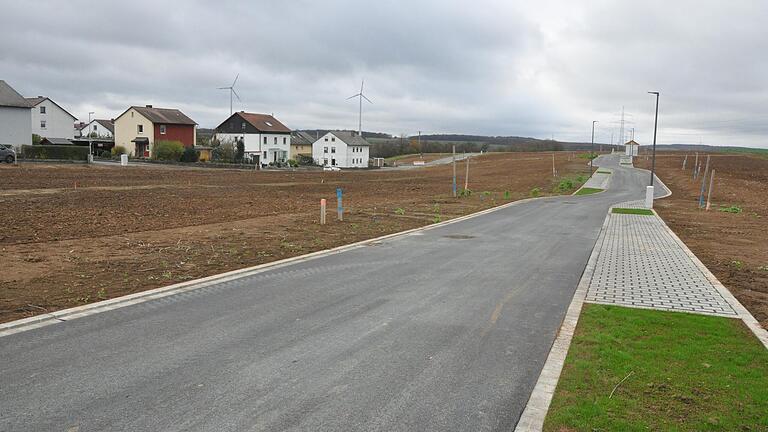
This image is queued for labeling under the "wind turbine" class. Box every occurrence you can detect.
[218,74,241,115]
[346,79,372,137]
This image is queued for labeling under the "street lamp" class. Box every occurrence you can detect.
[648,92,659,186]
[590,120,598,172]
[88,111,95,160]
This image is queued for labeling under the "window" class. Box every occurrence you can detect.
[263,136,267,144]
[93,125,97,131]
[331,137,335,142]
[274,137,277,145]
[241,122,246,131]
[160,125,166,135]
[40,106,46,114]
[323,146,328,153]
[323,158,328,165]
[131,111,134,118]
[331,158,336,166]
[283,137,286,144]
[263,151,267,159]
[331,147,336,153]
[40,120,46,129]
[137,124,144,134]
[324,137,328,142]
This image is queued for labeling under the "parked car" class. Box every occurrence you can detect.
[0,145,16,163]
[323,166,341,172]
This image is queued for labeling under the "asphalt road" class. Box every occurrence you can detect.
[0,155,661,431]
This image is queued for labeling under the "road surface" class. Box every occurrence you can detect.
[0,155,660,431]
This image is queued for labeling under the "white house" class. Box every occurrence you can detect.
[26,96,77,139]
[214,112,291,165]
[0,80,32,150]
[312,131,370,168]
[624,140,640,157]
[78,119,114,139]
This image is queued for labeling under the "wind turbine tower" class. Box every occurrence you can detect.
[347,80,372,137]
[218,74,241,115]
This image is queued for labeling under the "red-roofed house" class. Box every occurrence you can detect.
[114,105,197,158]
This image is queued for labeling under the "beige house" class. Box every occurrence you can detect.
[114,105,197,158]
[290,131,315,159]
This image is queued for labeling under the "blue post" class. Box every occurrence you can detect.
[336,188,343,221]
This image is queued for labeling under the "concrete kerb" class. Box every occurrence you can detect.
[571,167,612,196]
[514,212,612,432]
[0,193,561,338]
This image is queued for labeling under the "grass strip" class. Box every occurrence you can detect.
[596,170,612,174]
[612,208,654,215]
[574,187,603,196]
[544,304,768,431]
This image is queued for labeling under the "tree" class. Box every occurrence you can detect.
[235,138,245,162]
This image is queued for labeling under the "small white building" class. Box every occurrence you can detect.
[0,80,32,150]
[214,112,291,165]
[26,96,77,139]
[77,119,114,139]
[312,131,370,168]
[624,140,640,157]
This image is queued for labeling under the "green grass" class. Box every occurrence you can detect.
[574,187,603,195]
[544,304,768,431]
[612,208,654,215]
[596,170,612,174]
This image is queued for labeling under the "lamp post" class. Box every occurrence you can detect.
[590,120,598,172]
[88,111,95,161]
[648,92,659,186]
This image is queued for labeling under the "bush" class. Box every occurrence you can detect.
[152,140,185,161]
[297,154,315,165]
[99,150,111,158]
[180,147,199,163]
[111,145,127,157]
[32,134,42,145]
[557,178,575,192]
[211,139,235,163]
[22,144,88,161]
[530,187,541,197]
[287,159,299,168]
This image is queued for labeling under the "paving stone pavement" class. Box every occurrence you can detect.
[585,201,737,317]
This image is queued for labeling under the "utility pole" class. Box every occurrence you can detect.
[552,152,556,177]
[648,92,660,186]
[88,111,95,162]
[418,131,422,158]
[631,127,635,141]
[452,145,457,197]
[464,154,470,191]
[590,121,598,172]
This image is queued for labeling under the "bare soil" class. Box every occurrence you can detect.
[636,153,768,329]
[0,153,591,323]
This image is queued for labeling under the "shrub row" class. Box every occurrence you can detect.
[21,145,89,161]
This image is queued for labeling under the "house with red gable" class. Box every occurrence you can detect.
[114,105,197,158]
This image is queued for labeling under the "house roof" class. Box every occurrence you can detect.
[24,96,78,120]
[625,140,640,146]
[40,137,73,145]
[94,119,114,134]
[328,131,371,146]
[117,105,197,125]
[0,80,32,108]
[236,112,291,133]
[291,131,316,145]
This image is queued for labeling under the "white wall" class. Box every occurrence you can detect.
[0,106,32,149]
[346,144,369,168]
[30,99,76,139]
[215,132,290,164]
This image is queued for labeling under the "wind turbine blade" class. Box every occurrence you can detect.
[360,79,364,93]
[346,94,360,100]
[217,87,230,90]
[232,73,239,87]
[232,88,242,101]
[362,94,373,104]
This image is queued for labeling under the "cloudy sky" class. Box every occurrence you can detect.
[2,1,766,147]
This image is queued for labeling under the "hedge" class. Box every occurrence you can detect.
[22,144,89,161]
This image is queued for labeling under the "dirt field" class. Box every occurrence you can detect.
[389,153,451,165]
[636,153,768,328]
[0,153,591,323]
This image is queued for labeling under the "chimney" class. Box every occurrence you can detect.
[38,95,43,98]
[146,104,153,108]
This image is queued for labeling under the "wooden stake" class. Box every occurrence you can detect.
[706,169,715,210]
[320,199,326,225]
[464,155,470,191]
